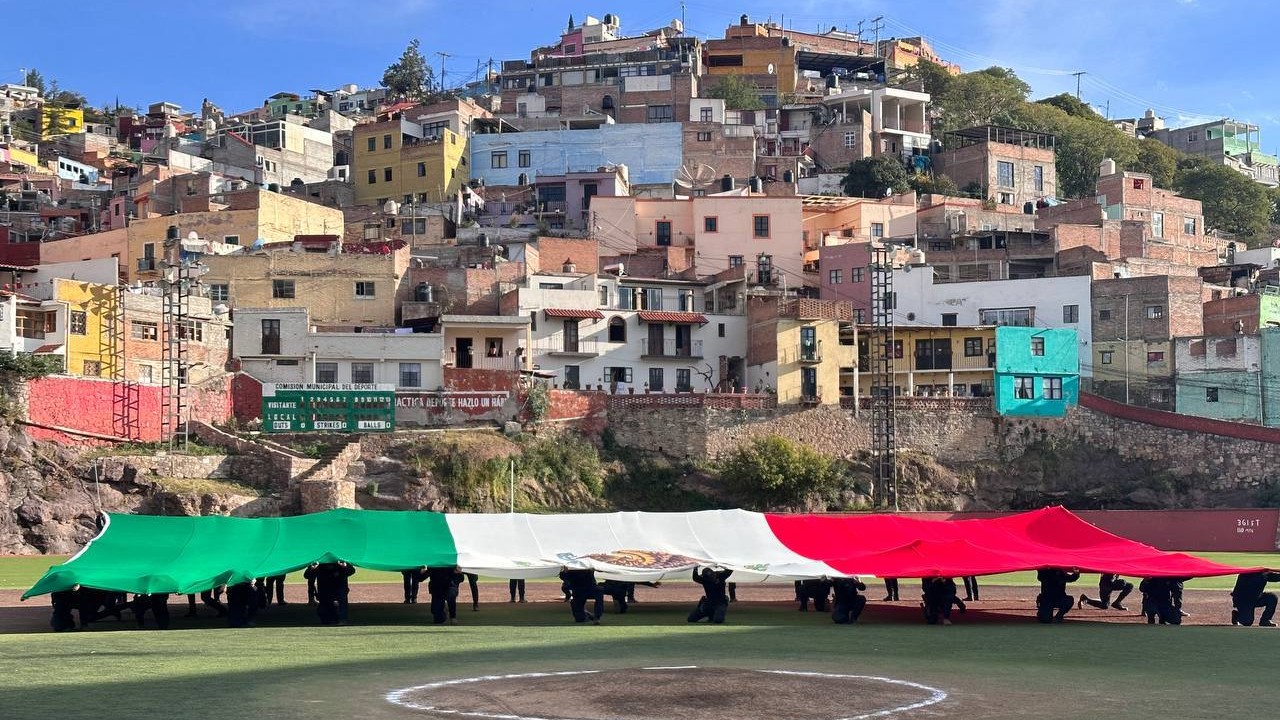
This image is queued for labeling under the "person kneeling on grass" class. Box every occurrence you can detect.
[831,577,868,625]
[1230,571,1280,627]
[921,576,958,625]
[1138,577,1180,625]
[1036,567,1080,624]
[1079,573,1133,612]
[688,566,733,624]
[560,567,605,624]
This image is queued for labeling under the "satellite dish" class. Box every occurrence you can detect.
[767,63,776,75]
[675,161,718,190]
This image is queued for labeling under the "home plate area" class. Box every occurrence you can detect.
[386,667,949,720]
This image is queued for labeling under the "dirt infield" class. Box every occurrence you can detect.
[386,667,948,720]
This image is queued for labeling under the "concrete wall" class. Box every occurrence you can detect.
[470,123,683,187]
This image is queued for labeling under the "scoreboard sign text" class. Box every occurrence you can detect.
[262,383,396,433]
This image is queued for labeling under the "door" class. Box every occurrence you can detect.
[647,324,665,356]
[801,367,818,400]
[455,337,473,369]
[563,320,579,353]
[261,319,281,355]
[564,365,580,390]
[674,324,692,356]
[800,326,817,361]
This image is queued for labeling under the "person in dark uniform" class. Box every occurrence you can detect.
[50,589,78,632]
[199,587,227,617]
[728,582,737,602]
[883,578,900,601]
[185,594,199,618]
[687,566,733,624]
[1036,567,1080,624]
[508,578,526,602]
[1079,573,1133,611]
[464,572,480,611]
[1138,577,1179,625]
[962,576,980,602]
[1230,571,1280,627]
[559,567,604,624]
[831,577,867,625]
[307,569,318,605]
[1169,577,1190,618]
[76,588,124,629]
[253,577,268,609]
[624,581,660,604]
[798,577,834,612]
[334,561,355,624]
[226,581,257,628]
[922,577,958,625]
[402,567,425,604]
[600,579,631,613]
[307,562,349,625]
[426,566,458,625]
[265,574,288,605]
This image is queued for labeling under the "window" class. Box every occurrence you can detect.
[1206,387,1219,403]
[1152,211,1164,238]
[605,367,632,384]
[643,287,663,310]
[843,131,857,149]
[272,280,296,299]
[704,216,718,233]
[513,149,531,169]
[718,323,726,338]
[367,169,377,184]
[1101,351,1113,365]
[70,311,87,335]
[1063,304,1079,323]
[1146,305,1164,320]
[79,359,101,377]
[562,365,580,390]
[416,162,426,177]
[563,44,576,54]
[399,363,422,387]
[964,337,984,357]
[676,368,692,392]
[383,134,392,149]
[700,106,713,122]
[854,308,866,323]
[261,319,281,355]
[1147,351,1165,364]
[1031,337,1045,356]
[941,313,957,327]
[648,367,664,391]
[728,255,743,268]
[1033,165,1044,192]
[607,316,627,342]
[209,284,229,302]
[130,321,158,341]
[656,220,672,246]
[870,223,884,238]
[383,167,393,182]
[997,161,1014,188]
[1098,309,1112,321]
[978,308,1033,327]
[366,137,376,152]
[277,359,299,367]
[179,320,204,342]
[491,151,508,168]
[851,267,865,283]
[355,281,376,298]
[351,363,374,384]
[753,215,770,238]
[1043,377,1063,400]
[829,269,843,285]
[617,287,637,310]
[1132,178,1145,190]
[138,365,154,383]
[1015,376,1035,399]
[647,104,674,123]
[316,362,338,383]
[696,131,712,142]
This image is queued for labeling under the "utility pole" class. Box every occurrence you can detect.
[871,16,884,56]
[1071,71,1087,100]
[436,51,452,94]
[1123,294,1130,405]
[681,0,686,35]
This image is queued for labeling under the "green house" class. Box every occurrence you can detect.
[993,327,1080,417]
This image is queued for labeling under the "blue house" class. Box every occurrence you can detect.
[993,326,1080,417]
[469,123,683,189]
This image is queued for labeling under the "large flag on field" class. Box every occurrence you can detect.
[23,506,1258,598]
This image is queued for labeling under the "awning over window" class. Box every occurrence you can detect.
[544,308,605,320]
[637,311,708,324]
[32,344,63,354]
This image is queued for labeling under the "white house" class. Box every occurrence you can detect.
[517,271,748,392]
[892,268,1094,376]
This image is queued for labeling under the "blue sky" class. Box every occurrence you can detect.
[6,0,1278,147]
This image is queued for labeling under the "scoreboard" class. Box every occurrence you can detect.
[261,383,396,433]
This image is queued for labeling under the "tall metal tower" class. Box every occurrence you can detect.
[160,227,198,452]
[868,243,897,510]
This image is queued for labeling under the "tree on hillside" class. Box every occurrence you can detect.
[929,66,1030,137]
[909,171,960,197]
[900,58,954,99]
[842,156,912,198]
[1036,92,1098,119]
[705,74,764,111]
[719,435,836,510]
[1126,139,1181,189]
[382,39,435,101]
[1176,163,1274,239]
[1010,101,1137,198]
[22,69,45,95]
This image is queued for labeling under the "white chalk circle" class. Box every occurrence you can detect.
[386,666,949,720]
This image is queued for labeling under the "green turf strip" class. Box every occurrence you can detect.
[0,602,1276,719]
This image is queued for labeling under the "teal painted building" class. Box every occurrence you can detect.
[992,326,1080,417]
[1177,328,1280,427]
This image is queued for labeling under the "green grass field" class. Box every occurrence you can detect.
[2,553,1279,718]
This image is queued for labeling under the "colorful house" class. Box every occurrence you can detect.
[992,326,1080,417]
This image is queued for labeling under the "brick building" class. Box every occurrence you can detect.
[933,126,1056,209]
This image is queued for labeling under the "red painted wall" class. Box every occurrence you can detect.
[536,389,608,434]
[231,373,264,424]
[24,375,232,444]
[1080,391,1280,444]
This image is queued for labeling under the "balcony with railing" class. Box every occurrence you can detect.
[908,351,994,373]
[533,335,600,357]
[641,338,703,359]
[799,341,822,364]
[800,386,822,405]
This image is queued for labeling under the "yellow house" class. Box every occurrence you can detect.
[32,104,85,139]
[126,189,344,282]
[54,278,120,379]
[747,297,857,405]
[857,326,997,397]
[352,120,468,208]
